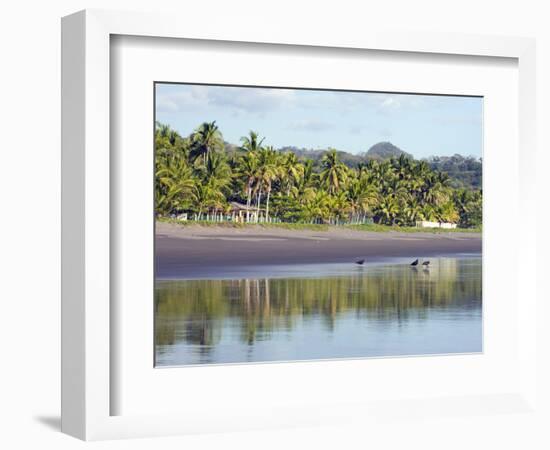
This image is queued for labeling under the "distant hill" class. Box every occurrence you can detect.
[365,142,413,160]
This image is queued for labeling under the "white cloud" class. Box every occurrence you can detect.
[156,84,438,118]
[156,86,207,112]
[156,85,296,115]
[208,87,294,113]
[155,97,181,113]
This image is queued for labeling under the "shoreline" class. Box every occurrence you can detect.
[156,254,481,281]
[155,222,482,279]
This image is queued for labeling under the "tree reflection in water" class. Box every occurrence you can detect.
[155,258,481,364]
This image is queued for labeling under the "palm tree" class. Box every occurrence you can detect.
[240,130,265,153]
[376,195,400,225]
[421,203,438,222]
[328,192,350,224]
[320,149,348,195]
[156,121,171,139]
[190,121,224,164]
[303,190,330,223]
[394,154,412,181]
[347,177,379,223]
[414,160,431,180]
[370,160,394,193]
[192,183,226,220]
[155,122,177,154]
[293,159,316,203]
[235,152,259,222]
[194,152,232,219]
[453,189,482,227]
[255,146,279,222]
[357,162,368,179]
[155,156,196,215]
[197,151,231,192]
[403,198,423,226]
[280,152,302,196]
[422,172,451,207]
[438,200,459,224]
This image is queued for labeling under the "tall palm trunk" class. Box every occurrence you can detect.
[256,188,262,223]
[266,185,271,222]
[246,181,253,223]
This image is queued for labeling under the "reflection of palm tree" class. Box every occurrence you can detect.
[155,259,481,351]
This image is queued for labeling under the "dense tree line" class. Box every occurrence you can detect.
[257,144,481,190]
[427,155,482,189]
[155,121,482,228]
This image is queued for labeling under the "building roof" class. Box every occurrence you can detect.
[229,201,264,212]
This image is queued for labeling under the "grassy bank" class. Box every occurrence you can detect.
[157,217,481,234]
[347,223,482,234]
[157,217,330,231]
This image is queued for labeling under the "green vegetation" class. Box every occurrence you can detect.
[155,121,483,229]
[273,144,481,189]
[427,154,482,189]
[347,223,481,233]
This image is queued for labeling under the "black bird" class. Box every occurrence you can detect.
[422,260,430,267]
[410,259,419,266]
[355,259,365,265]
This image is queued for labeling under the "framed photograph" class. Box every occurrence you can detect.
[153,82,484,367]
[61,9,538,440]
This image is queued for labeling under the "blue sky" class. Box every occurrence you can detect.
[155,83,483,159]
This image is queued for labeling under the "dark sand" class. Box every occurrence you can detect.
[156,222,482,279]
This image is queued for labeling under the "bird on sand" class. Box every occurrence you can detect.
[355,259,365,265]
[410,259,419,266]
[422,260,430,267]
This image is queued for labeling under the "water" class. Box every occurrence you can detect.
[155,257,482,366]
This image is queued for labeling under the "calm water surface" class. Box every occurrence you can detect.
[155,257,482,366]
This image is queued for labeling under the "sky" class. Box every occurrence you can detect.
[155,83,483,159]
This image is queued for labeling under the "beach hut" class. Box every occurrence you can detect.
[228,201,262,223]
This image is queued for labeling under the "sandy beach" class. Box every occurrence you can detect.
[155,222,481,279]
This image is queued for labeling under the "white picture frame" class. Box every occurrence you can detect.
[61,9,537,441]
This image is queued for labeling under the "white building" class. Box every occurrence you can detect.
[416,220,457,229]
